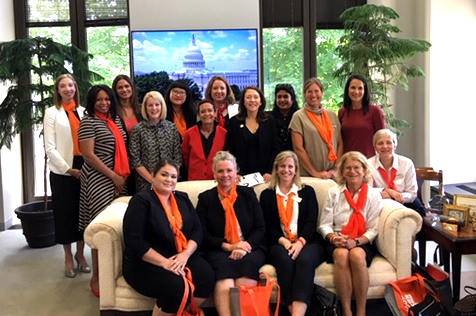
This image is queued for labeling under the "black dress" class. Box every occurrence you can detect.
[196,186,266,281]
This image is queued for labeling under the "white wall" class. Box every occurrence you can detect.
[0,0,23,230]
[429,0,476,184]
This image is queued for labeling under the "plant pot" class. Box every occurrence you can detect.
[14,201,56,248]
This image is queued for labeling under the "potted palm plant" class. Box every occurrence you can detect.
[0,36,102,248]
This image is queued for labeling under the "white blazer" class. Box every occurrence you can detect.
[43,105,85,175]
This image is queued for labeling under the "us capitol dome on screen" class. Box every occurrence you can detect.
[169,35,257,97]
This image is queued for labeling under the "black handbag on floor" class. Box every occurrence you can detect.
[454,286,476,316]
[306,284,339,316]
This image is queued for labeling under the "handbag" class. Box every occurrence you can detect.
[176,268,204,316]
[454,286,476,316]
[385,273,449,316]
[230,272,280,316]
[306,284,339,316]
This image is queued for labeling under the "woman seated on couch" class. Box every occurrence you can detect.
[196,151,266,316]
[318,151,383,316]
[122,159,214,316]
[260,151,326,316]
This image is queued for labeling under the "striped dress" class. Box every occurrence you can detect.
[78,114,127,230]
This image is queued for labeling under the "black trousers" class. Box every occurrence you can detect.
[123,253,214,313]
[268,242,325,306]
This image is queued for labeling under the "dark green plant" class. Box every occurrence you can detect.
[334,4,431,135]
[0,36,103,210]
[134,71,173,103]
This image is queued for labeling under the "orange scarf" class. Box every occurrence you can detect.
[305,109,337,163]
[378,167,397,191]
[217,183,240,244]
[62,100,81,156]
[341,183,368,239]
[95,112,130,179]
[216,103,228,127]
[277,192,297,241]
[154,188,188,253]
[173,112,187,138]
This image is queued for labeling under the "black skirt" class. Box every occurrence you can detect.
[324,242,377,267]
[50,156,84,244]
[206,249,265,281]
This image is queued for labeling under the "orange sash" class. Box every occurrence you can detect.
[217,183,240,244]
[216,102,228,127]
[62,100,81,156]
[378,167,397,191]
[95,112,130,179]
[277,192,297,242]
[154,188,188,253]
[173,112,187,138]
[305,109,337,163]
[341,183,368,239]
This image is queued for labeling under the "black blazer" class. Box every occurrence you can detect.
[259,185,320,246]
[196,185,266,252]
[123,190,202,262]
[225,115,280,175]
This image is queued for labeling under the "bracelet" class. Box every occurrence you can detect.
[298,237,306,246]
[329,235,336,245]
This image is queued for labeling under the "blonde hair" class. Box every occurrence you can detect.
[373,129,398,148]
[269,151,302,190]
[141,91,166,122]
[53,74,80,109]
[335,151,371,185]
[205,76,235,105]
[212,151,238,174]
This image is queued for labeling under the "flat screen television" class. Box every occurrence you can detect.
[131,29,259,97]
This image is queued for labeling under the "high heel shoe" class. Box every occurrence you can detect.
[65,268,77,278]
[90,279,100,297]
[75,254,91,273]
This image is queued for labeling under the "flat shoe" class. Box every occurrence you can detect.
[90,279,100,298]
[65,269,77,278]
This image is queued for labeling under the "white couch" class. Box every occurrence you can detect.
[84,177,422,315]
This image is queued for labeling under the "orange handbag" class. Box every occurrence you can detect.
[175,268,204,316]
[232,272,280,316]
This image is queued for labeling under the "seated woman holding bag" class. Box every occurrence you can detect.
[123,159,214,316]
[196,151,266,316]
[260,151,326,316]
[318,151,383,316]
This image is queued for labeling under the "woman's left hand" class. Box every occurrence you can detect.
[345,238,357,250]
[288,241,303,260]
[229,249,247,260]
[170,251,191,273]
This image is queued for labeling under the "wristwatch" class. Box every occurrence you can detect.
[354,238,361,246]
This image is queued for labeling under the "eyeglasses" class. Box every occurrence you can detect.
[171,90,186,97]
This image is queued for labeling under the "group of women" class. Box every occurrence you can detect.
[44,70,424,316]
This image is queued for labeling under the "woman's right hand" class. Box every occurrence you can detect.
[313,171,332,179]
[229,249,247,260]
[67,168,81,179]
[162,257,184,275]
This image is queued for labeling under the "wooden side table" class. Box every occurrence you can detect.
[418,216,476,302]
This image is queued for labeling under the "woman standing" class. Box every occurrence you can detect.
[123,159,214,316]
[79,85,130,296]
[290,78,343,179]
[182,100,227,180]
[44,74,90,278]
[268,84,299,152]
[318,151,383,316]
[165,81,197,139]
[197,151,266,316]
[204,76,238,127]
[129,91,182,191]
[260,151,325,316]
[225,86,279,182]
[112,74,142,195]
[338,74,385,158]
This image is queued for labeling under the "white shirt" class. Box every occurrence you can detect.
[318,184,383,242]
[276,184,300,238]
[367,154,417,203]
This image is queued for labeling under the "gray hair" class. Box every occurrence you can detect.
[212,151,238,173]
[373,129,398,148]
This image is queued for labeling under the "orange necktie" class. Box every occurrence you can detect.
[378,167,397,191]
[217,183,240,244]
[341,183,368,239]
[277,192,297,241]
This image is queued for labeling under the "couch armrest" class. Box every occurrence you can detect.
[84,200,129,308]
[375,200,423,280]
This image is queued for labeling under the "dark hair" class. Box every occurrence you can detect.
[204,76,235,106]
[153,159,180,176]
[343,74,371,115]
[85,85,118,120]
[165,81,196,129]
[236,86,268,122]
[272,83,299,115]
[197,99,215,112]
[111,74,141,119]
